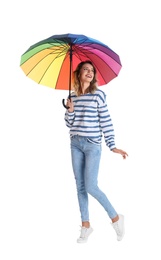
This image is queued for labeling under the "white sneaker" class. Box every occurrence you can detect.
[111,214,125,241]
[77,226,93,243]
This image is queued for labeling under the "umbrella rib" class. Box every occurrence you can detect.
[77,42,120,63]
[26,46,69,76]
[38,51,68,84]
[26,48,68,84]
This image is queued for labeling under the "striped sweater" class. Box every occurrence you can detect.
[64,89,116,150]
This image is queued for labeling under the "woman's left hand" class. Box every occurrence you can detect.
[112,148,128,159]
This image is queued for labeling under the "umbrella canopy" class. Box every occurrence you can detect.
[20,33,122,107]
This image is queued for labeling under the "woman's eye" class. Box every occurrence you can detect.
[83,67,94,72]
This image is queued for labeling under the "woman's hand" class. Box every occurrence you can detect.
[112,148,128,159]
[66,98,74,113]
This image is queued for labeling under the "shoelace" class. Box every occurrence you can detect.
[79,226,88,238]
[113,222,121,235]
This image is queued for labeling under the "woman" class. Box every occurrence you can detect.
[64,60,128,243]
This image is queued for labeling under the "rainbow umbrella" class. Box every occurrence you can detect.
[20,33,122,108]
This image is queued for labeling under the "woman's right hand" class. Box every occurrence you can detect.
[66,98,74,113]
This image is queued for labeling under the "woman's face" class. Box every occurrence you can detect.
[79,63,94,84]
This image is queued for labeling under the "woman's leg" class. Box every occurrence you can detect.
[70,136,90,226]
[84,140,118,220]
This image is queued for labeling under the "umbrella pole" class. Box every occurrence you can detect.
[68,44,72,100]
[62,44,72,109]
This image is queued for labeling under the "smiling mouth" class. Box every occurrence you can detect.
[86,74,92,78]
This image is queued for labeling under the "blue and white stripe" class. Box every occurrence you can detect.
[64,89,116,150]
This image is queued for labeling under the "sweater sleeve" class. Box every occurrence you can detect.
[97,92,116,150]
[64,110,75,128]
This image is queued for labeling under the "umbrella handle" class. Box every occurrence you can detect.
[62,99,70,109]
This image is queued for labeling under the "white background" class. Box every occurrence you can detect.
[1,0,161,259]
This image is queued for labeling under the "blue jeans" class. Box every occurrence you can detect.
[70,135,117,222]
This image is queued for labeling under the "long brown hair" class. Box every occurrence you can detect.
[73,60,98,96]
